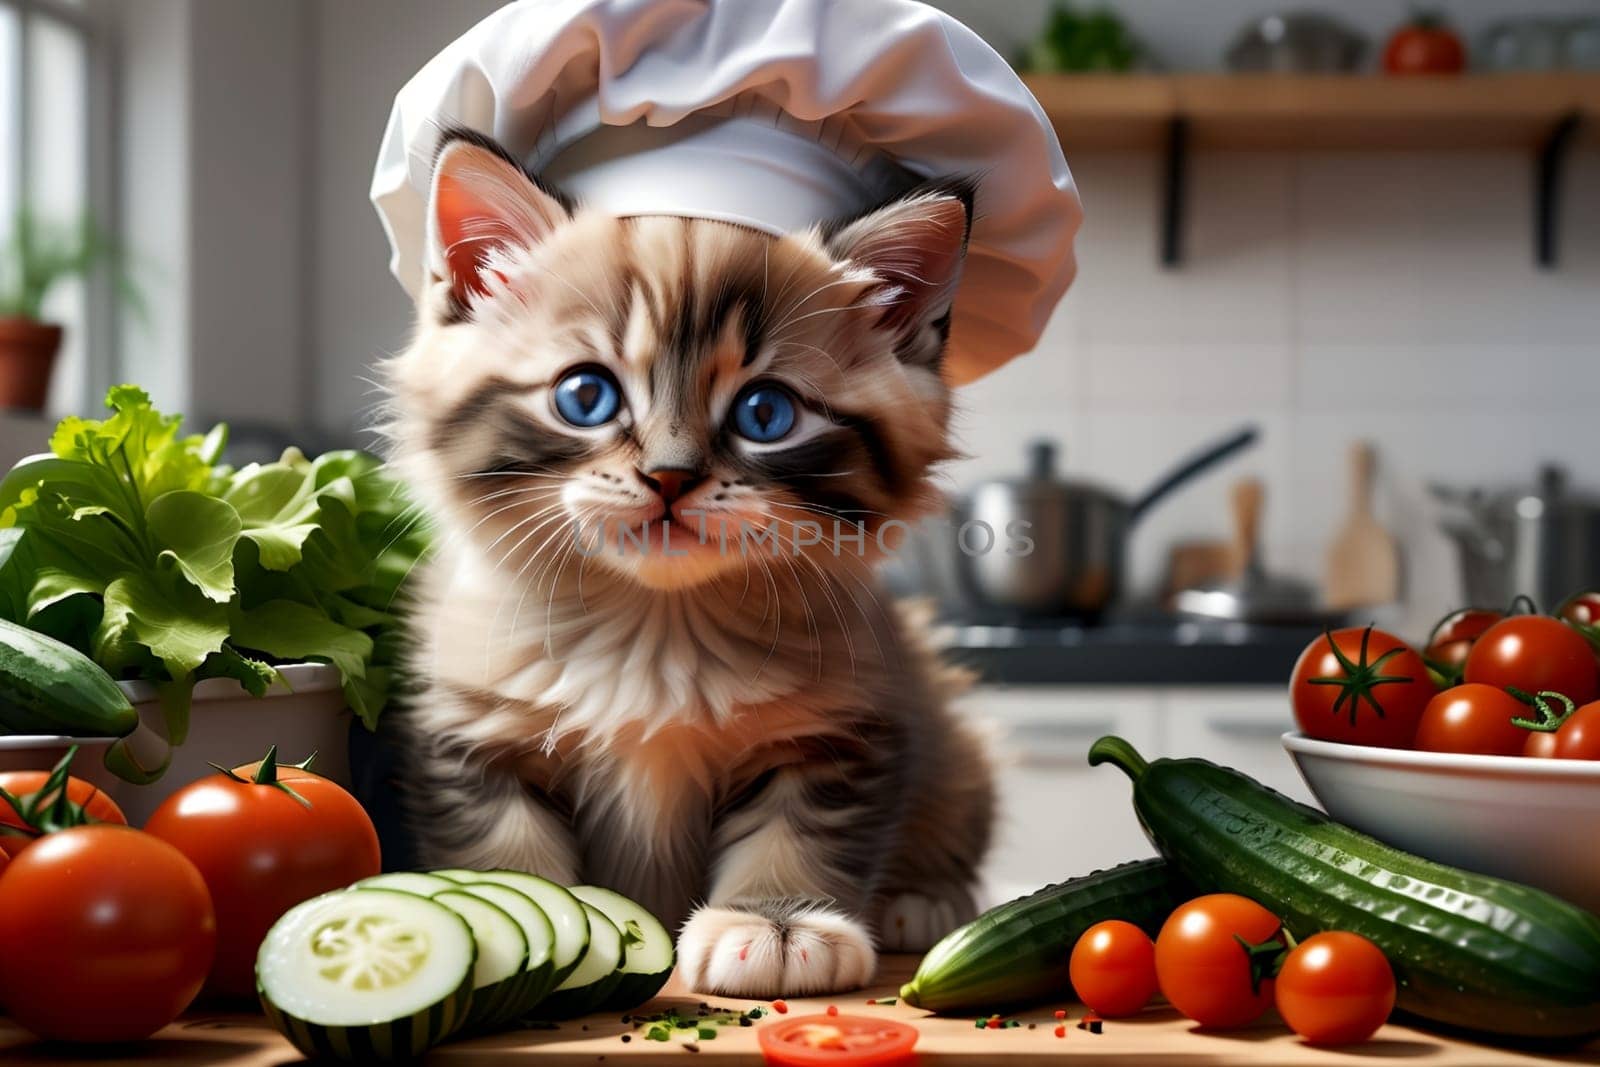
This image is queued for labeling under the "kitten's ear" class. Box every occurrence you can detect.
[825,181,974,365]
[427,132,570,308]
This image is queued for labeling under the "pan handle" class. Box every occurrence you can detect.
[1129,425,1259,525]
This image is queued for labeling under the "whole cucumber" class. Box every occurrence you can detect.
[0,618,137,737]
[1090,735,1600,1040]
[899,858,1186,1013]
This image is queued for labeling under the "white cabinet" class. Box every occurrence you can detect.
[966,684,1302,902]
[1161,688,1312,805]
[961,686,1161,905]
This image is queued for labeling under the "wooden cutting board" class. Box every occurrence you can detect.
[5,956,1593,1065]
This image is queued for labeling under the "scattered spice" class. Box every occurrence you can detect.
[684,1041,700,1053]
[1054,1024,1066,1038]
[985,1017,1002,1030]
[620,1034,631,1043]
[772,999,789,1014]
[1077,1014,1104,1035]
[825,1005,839,1017]
[1053,1009,1067,1021]
[1028,1023,1037,1030]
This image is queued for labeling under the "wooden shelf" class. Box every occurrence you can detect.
[1024,73,1600,151]
[1022,74,1600,266]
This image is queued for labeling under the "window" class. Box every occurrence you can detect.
[1,0,108,414]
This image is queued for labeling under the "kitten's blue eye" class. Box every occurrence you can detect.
[553,368,621,427]
[732,384,797,444]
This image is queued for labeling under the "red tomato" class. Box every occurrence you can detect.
[1525,729,1562,758]
[1413,684,1532,756]
[1559,592,1600,628]
[1290,627,1435,749]
[1275,932,1395,1045]
[756,1014,919,1066]
[1382,18,1466,74]
[1423,608,1502,681]
[1070,919,1158,1017]
[144,749,381,1000]
[1155,894,1285,1029]
[1463,616,1599,707]
[1551,702,1600,760]
[0,825,215,1041]
[0,764,127,857]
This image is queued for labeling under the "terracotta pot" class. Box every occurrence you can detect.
[0,317,63,410]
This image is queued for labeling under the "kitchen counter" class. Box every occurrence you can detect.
[6,956,1593,1065]
[936,618,1325,686]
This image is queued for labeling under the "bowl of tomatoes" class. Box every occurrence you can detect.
[1282,598,1600,913]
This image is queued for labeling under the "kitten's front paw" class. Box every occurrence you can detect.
[678,903,876,998]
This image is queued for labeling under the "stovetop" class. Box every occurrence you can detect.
[931,607,1334,686]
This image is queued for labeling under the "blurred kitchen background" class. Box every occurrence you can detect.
[2,1,1597,892]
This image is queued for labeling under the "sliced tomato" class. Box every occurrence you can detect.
[757,1015,919,1066]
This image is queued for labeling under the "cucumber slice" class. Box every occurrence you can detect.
[434,869,588,989]
[531,901,624,1020]
[570,885,676,1011]
[257,888,474,1062]
[444,881,557,1019]
[431,890,529,1032]
[355,872,459,896]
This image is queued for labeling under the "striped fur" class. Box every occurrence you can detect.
[382,134,995,997]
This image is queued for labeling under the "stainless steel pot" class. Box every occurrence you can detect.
[1433,465,1600,611]
[941,426,1259,619]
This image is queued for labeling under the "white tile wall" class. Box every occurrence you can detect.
[950,147,1600,634]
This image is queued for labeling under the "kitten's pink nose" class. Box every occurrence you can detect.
[639,467,705,505]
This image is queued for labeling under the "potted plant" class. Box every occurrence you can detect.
[0,208,126,410]
[0,386,429,821]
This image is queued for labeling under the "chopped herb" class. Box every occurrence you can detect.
[697,1027,717,1040]
[646,1025,673,1042]
[676,1018,697,1029]
[877,997,896,1006]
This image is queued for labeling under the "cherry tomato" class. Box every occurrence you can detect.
[1382,17,1466,74]
[1290,627,1435,749]
[1413,684,1532,756]
[756,1014,919,1066]
[1550,702,1600,761]
[1070,919,1158,1017]
[145,748,381,1000]
[1558,593,1600,657]
[1559,592,1600,628]
[0,762,127,857]
[0,825,215,1041]
[1423,608,1502,681]
[1155,894,1284,1029]
[1464,616,1599,707]
[1525,729,1562,758]
[1275,932,1395,1044]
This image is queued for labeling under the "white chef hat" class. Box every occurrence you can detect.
[371,0,1081,385]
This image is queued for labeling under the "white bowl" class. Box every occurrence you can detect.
[0,664,352,828]
[1284,731,1600,913]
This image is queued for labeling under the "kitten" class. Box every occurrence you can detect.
[383,128,994,997]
